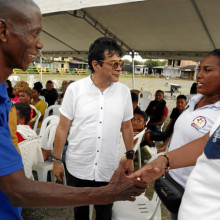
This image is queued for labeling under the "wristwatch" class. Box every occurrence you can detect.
[125,150,135,159]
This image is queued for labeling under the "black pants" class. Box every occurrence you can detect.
[66,169,113,220]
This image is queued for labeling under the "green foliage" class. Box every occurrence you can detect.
[134,60,142,65]
[144,59,166,67]
[123,59,131,64]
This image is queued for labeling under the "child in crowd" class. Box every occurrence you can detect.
[14,103,37,143]
[132,108,147,137]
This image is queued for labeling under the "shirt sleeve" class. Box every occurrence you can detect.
[169,108,176,119]
[0,126,23,177]
[59,84,76,120]
[163,106,169,117]
[123,88,133,122]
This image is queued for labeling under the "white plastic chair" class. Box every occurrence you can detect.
[8,75,21,87]
[33,110,41,132]
[33,121,59,182]
[33,120,67,184]
[39,95,45,101]
[120,129,146,169]
[18,137,44,179]
[112,190,161,220]
[43,104,60,121]
[27,75,35,88]
[138,91,152,111]
[133,129,146,169]
[39,115,60,138]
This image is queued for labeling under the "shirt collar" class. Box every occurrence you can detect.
[188,93,220,109]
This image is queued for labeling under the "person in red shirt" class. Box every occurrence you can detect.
[14,103,36,143]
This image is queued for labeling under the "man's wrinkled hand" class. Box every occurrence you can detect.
[108,156,146,202]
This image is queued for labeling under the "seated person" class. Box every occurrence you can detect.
[131,108,148,143]
[8,103,20,153]
[17,85,38,127]
[41,80,58,106]
[145,90,168,131]
[144,95,187,151]
[57,80,69,104]
[11,80,29,103]
[31,86,47,128]
[131,92,140,112]
[14,103,37,143]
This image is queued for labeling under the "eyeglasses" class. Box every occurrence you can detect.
[98,60,124,70]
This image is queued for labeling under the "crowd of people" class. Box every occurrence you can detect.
[1,1,220,220]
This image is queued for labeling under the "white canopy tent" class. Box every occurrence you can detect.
[33,0,220,87]
[34,0,220,60]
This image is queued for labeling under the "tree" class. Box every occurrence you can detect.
[123,59,131,65]
[144,59,166,67]
[134,60,142,65]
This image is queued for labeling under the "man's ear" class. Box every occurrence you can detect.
[92,60,101,72]
[0,19,7,42]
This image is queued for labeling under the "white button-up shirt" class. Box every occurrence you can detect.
[60,76,133,182]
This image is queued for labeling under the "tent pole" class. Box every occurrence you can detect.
[40,52,43,82]
[131,50,135,89]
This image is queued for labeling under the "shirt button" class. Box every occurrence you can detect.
[101,107,103,109]
[98,137,100,139]
[95,163,97,165]
[100,121,102,124]
[97,150,99,152]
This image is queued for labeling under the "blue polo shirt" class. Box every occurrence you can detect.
[0,82,23,219]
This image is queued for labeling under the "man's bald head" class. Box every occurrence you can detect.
[0,0,40,25]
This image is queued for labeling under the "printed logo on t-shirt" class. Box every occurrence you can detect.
[191,116,207,130]
[204,125,220,159]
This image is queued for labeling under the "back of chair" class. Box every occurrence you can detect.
[39,115,60,137]
[138,91,152,111]
[133,129,146,152]
[18,137,44,179]
[43,104,60,121]
[33,110,41,132]
[40,120,59,150]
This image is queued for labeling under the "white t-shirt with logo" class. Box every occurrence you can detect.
[179,115,220,220]
[168,94,220,187]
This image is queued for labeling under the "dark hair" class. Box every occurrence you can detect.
[34,81,43,90]
[6,79,14,98]
[155,90,164,95]
[208,49,220,64]
[131,92,138,103]
[46,80,53,84]
[134,108,148,121]
[14,103,31,124]
[177,94,187,101]
[33,86,41,94]
[190,82,197,94]
[88,37,123,73]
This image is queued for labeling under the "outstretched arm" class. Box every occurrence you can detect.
[121,120,134,175]
[0,157,146,207]
[130,132,210,184]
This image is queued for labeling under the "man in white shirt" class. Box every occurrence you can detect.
[53,37,135,220]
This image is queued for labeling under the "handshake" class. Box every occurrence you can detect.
[106,156,166,204]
